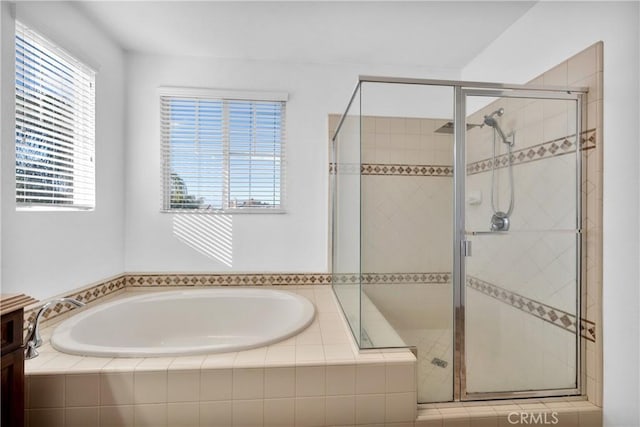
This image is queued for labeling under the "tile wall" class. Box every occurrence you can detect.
[327,42,602,406]
[463,43,603,401]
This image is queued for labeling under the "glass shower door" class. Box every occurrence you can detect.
[461,90,582,398]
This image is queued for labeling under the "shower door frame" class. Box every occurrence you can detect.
[454,86,586,401]
[332,76,588,403]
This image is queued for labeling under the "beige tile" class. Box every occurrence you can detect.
[232,399,263,427]
[381,351,415,362]
[201,352,237,369]
[385,392,417,423]
[234,347,267,368]
[265,367,295,398]
[233,368,264,399]
[100,404,134,427]
[65,374,100,407]
[36,354,83,374]
[168,355,206,370]
[386,362,416,393]
[543,61,568,86]
[326,364,356,395]
[438,406,469,413]
[295,345,325,364]
[134,371,167,404]
[389,118,406,134]
[70,357,113,373]
[326,395,355,425]
[575,72,602,102]
[265,345,296,365]
[264,398,295,427]
[356,363,386,394]
[134,403,168,427]
[199,401,232,427]
[362,117,376,133]
[135,357,174,372]
[320,329,350,344]
[296,330,323,345]
[578,408,602,427]
[553,409,579,427]
[65,406,99,427]
[355,394,385,424]
[296,365,325,397]
[167,402,199,427]
[101,358,143,372]
[516,402,548,410]
[376,117,390,134]
[568,46,597,85]
[200,368,232,401]
[416,419,444,427]
[491,404,521,416]
[25,353,60,373]
[324,344,355,361]
[28,408,64,427]
[468,416,498,427]
[295,396,326,427]
[29,375,64,409]
[168,370,200,402]
[406,118,422,135]
[443,415,470,427]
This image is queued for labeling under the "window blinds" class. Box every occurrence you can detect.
[15,21,96,209]
[161,92,286,212]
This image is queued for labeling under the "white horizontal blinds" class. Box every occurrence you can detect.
[161,97,225,210]
[227,100,284,208]
[161,94,285,211]
[15,21,96,209]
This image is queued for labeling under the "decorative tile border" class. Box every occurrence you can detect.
[25,271,451,331]
[24,271,595,344]
[466,129,596,176]
[23,274,127,331]
[467,276,596,342]
[361,163,453,177]
[126,273,331,287]
[333,272,450,285]
[329,130,596,178]
[329,163,453,177]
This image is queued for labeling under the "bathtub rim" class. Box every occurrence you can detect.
[49,288,316,358]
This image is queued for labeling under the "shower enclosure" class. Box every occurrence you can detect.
[330,76,586,403]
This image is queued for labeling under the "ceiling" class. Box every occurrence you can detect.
[76,1,536,69]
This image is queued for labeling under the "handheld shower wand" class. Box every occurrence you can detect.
[483,108,513,146]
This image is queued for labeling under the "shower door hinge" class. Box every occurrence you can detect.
[462,240,472,257]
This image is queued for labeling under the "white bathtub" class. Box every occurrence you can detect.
[50,289,315,357]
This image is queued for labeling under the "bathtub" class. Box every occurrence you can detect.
[50,288,315,357]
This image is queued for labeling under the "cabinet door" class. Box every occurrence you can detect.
[2,349,25,427]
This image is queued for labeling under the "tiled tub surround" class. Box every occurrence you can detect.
[25,285,418,427]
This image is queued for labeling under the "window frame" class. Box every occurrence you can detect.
[159,87,288,214]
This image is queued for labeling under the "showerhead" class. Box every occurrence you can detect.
[483,107,511,145]
[483,108,504,127]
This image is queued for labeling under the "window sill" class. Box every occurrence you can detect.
[160,208,286,215]
[16,206,94,212]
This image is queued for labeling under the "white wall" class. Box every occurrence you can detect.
[0,2,126,299]
[124,53,458,273]
[462,3,640,426]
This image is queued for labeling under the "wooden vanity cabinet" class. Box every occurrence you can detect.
[1,295,37,427]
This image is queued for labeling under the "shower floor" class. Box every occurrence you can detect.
[396,328,453,403]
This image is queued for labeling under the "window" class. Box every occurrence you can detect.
[160,88,287,212]
[15,21,96,209]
